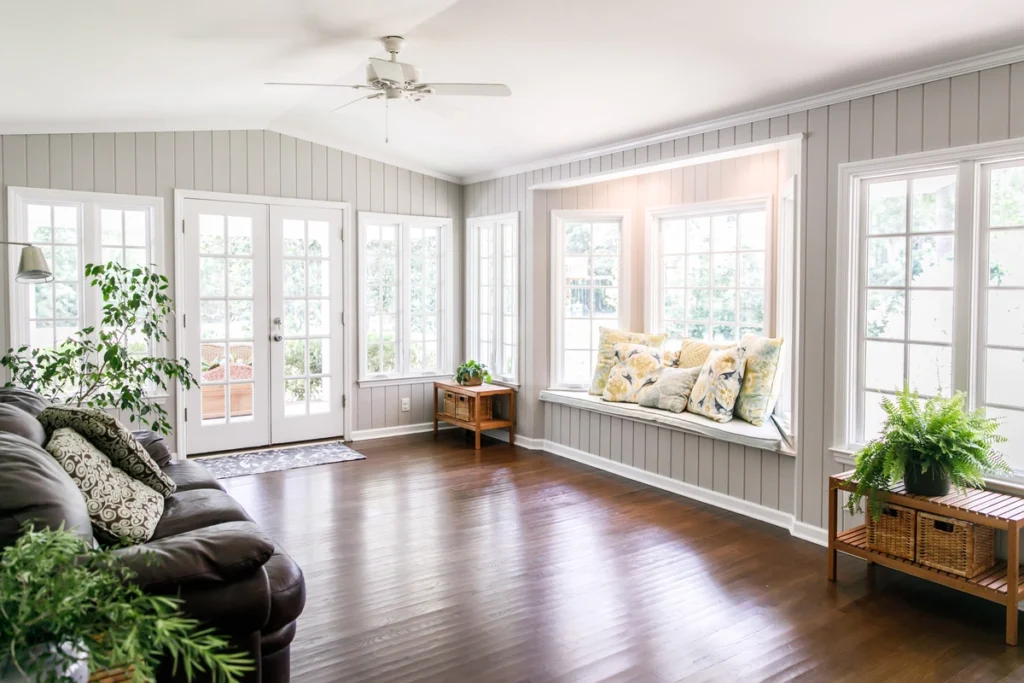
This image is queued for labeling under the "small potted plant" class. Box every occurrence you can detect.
[455,360,491,387]
[0,526,252,683]
[846,386,1011,519]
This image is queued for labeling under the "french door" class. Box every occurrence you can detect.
[182,198,345,455]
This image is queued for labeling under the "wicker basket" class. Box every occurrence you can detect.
[90,667,133,682]
[443,391,457,418]
[453,394,493,422]
[866,503,917,560]
[916,511,996,578]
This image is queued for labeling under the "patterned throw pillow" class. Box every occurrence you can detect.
[45,428,164,544]
[602,344,664,403]
[687,346,748,422]
[638,366,702,413]
[735,335,785,426]
[589,328,667,395]
[665,338,737,368]
[38,406,176,497]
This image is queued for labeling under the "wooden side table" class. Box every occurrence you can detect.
[433,380,515,449]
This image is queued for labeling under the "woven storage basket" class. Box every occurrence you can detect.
[454,394,493,422]
[866,503,917,560]
[443,391,457,418]
[90,667,133,682]
[916,511,995,578]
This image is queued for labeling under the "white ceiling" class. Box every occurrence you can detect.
[3,0,1024,181]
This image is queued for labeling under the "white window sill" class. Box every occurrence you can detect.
[358,373,453,388]
[540,390,788,453]
[489,378,520,389]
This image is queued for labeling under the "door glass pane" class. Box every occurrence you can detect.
[285,379,307,415]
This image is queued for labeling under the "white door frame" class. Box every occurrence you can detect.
[174,190,355,458]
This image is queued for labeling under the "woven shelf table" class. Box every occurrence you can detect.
[829,471,1024,645]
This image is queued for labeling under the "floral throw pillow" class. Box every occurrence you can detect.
[602,344,664,403]
[735,335,785,426]
[38,406,176,497]
[589,327,667,395]
[687,346,748,422]
[665,338,737,369]
[638,366,702,413]
[45,428,164,545]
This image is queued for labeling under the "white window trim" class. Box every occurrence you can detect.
[774,177,798,441]
[356,211,453,387]
[643,195,775,337]
[832,136,1024,455]
[6,186,165,356]
[465,212,520,386]
[549,209,631,391]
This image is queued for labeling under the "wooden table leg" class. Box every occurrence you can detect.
[1008,521,1019,646]
[433,386,438,438]
[474,395,482,450]
[827,483,838,582]
[508,391,516,447]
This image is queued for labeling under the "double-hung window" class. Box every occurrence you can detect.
[466,213,519,384]
[358,212,452,383]
[550,211,629,389]
[6,187,162,354]
[648,199,772,344]
[837,147,1024,474]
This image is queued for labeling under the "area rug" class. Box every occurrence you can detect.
[197,441,366,479]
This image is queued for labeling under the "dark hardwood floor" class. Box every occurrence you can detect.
[221,431,1024,682]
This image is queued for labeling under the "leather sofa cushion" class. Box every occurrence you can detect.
[0,433,93,548]
[261,621,296,655]
[0,403,47,446]
[152,488,252,539]
[262,550,306,634]
[113,521,274,590]
[0,387,50,418]
[132,430,173,467]
[160,460,225,492]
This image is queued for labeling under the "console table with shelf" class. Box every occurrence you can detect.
[829,470,1024,645]
[433,380,516,450]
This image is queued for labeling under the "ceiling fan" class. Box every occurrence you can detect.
[266,35,511,117]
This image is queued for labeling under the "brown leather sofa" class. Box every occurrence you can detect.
[0,388,305,683]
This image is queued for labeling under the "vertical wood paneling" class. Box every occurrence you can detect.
[113,133,136,194]
[698,437,713,489]
[193,131,212,191]
[294,138,311,199]
[684,434,699,484]
[384,385,399,427]
[155,132,175,204]
[569,408,580,450]
[922,79,951,151]
[849,97,874,162]
[743,447,762,504]
[341,152,356,204]
[620,420,633,467]
[72,134,94,191]
[93,133,116,193]
[48,134,72,190]
[950,72,980,146]
[229,130,247,194]
[644,424,658,473]
[135,132,156,196]
[280,135,297,198]
[211,131,230,193]
[762,451,780,510]
[1011,64,1024,138]
[263,131,281,196]
[872,92,897,158]
[896,85,923,155]
[247,131,265,196]
[327,147,342,201]
[26,135,49,187]
[779,456,796,515]
[712,440,729,494]
[979,66,1011,142]
[728,443,744,498]
[311,143,328,200]
[609,417,620,461]
[578,411,590,453]
[411,172,424,214]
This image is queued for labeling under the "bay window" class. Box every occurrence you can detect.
[550,211,629,390]
[357,212,452,384]
[466,213,519,384]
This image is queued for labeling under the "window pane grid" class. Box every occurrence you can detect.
[470,217,518,382]
[28,203,82,350]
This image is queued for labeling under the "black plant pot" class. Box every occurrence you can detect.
[904,463,951,497]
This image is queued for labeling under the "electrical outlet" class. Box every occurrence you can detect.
[400,397,410,412]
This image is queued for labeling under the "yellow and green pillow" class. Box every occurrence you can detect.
[601,343,664,403]
[664,338,736,369]
[589,327,667,395]
[687,346,747,422]
[735,335,785,426]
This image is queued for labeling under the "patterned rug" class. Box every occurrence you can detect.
[197,441,366,479]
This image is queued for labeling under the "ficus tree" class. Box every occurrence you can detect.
[1,262,196,435]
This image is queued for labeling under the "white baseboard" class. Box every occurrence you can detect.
[540,439,828,547]
[483,429,545,450]
[349,422,456,442]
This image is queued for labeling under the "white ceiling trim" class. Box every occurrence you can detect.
[462,44,1024,185]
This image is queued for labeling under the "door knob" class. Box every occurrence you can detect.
[272,334,283,342]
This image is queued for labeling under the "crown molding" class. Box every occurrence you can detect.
[462,44,1024,186]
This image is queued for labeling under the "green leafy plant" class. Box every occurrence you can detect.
[455,360,491,386]
[1,263,196,435]
[847,386,1011,519]
[0,526,252,683]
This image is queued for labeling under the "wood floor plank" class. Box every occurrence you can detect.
[218,433,1024,682]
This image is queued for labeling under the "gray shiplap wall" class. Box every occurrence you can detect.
[545,402,795,515]
[0,130,462,452]
[465,61,1024,532]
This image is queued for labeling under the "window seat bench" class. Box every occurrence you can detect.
[539,390,784,452]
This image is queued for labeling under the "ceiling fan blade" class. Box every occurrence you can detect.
[331,93,383,113]
[265,82,373,90]
[368,58,408,84]
[426,83,511,97]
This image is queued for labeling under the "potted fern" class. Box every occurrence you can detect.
[0,527,251,683]
[846,386,1011,519]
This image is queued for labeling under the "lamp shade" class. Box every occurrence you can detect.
[15,245,53,283]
